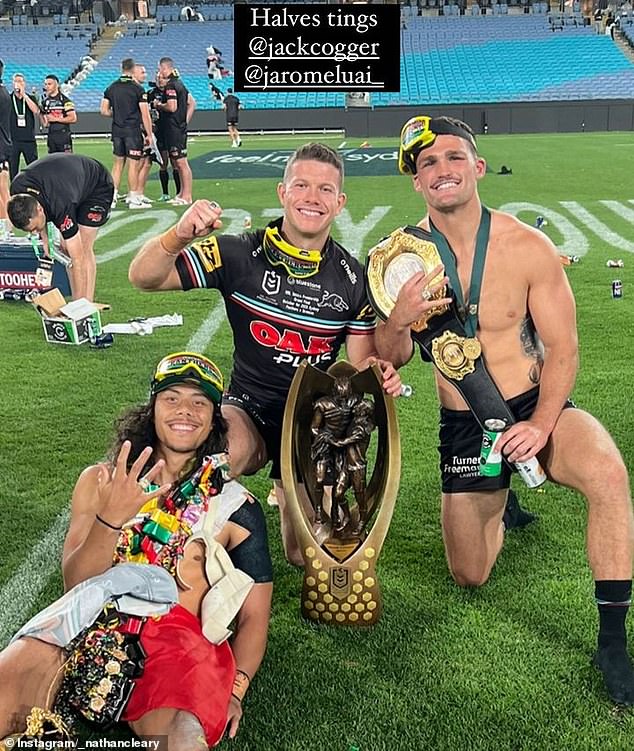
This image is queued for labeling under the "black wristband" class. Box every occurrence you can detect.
[95,513,123,531]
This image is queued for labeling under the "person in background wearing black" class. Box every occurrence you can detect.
[149,71,180,202]
[8,153,114,302]
[0,59,12,241]
[100,57,153,209]
[9,73,40,179]
[223,88,241,148]
[132,63,156,208]
[153,57,195,205]
[40,74,76,154]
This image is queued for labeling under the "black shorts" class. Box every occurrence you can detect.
[226,119,238,126]
[0,145,10,171]
[164,130,187,159]
[47,130,73,153]
[112,129,144,159]
[76,176,114,228]
[438,387,575,493]
[223,388,284,479]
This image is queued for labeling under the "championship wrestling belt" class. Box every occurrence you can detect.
[366,226,516,429]
[281,361,400,626]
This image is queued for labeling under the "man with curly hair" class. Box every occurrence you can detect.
[0,352,272,746]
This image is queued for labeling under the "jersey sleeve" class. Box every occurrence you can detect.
[63,95,75,114]
[175,233,235,291]
[57,212,79,240]
[164,83,178,102]
[227,499,273,584]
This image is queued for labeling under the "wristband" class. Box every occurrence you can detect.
[95,513,123,531]
[232,669,250,702]
[159,227,188,256]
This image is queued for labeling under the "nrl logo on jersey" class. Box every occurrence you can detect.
[262,269,281,296]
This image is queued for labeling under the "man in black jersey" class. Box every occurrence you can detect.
[8,73,40,179]
[153,57,195,205]
[223,88,241,148]
[40,74,76,154]
[129,142,401,563]
[8,153,114,301]
[101,58,153,209]
[0,59,12,240]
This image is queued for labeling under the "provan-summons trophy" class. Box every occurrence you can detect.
[281,361,400,626]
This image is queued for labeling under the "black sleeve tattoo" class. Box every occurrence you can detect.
[519,315,544,384]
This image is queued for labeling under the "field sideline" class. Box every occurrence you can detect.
[0,132,633,750]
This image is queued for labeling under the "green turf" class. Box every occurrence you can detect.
[1,132,633,750]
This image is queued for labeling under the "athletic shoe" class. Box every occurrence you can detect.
[593,644,634,705]
[129,199,150,210]
[157,194,171,202]
[502,490,538,531]
[167,197,192,206]
[89,332,115,349]
[138,195,153,204]
[231,142,238,148]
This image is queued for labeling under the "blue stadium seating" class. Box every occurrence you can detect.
[3,14,633,111]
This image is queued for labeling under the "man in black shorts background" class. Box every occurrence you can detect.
[8,153,114,301]
[8,73,40,179]
[223,88,241,148]
[101,58,153,209]
[128,142,401,564]
[0,59,12,240]
[153,57,194,205]
[40,74,76,155]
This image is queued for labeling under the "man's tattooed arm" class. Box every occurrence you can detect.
[520,316,544,384]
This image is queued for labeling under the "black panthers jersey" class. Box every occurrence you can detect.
[175,219,376,409]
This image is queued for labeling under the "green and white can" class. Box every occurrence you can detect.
[479,418,507,477]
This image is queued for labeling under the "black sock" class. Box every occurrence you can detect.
[173,169,181,194]
[159,170,169,194]
[596,579,631,649]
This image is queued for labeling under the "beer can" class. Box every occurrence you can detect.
[515,456,547,488]
[612,280,623,299]
[480,418,506,477]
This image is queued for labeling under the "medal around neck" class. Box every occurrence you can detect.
[281,361,400,626]
[366,227,449,332]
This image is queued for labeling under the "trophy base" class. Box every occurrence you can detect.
[301,543,382,626]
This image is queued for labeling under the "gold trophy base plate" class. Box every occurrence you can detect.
[301,543,382,626]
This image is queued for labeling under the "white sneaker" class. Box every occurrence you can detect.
[128,198,149,210]
[138,195,153,204]
[231,142,238,148]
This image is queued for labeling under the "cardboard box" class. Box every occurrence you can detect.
[32,289,103,345]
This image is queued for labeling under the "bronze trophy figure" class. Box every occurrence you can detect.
[281,361,400,626]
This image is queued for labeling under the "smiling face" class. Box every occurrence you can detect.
[412,134,486,213]
[153,384,214,457]
[278,158,347,250]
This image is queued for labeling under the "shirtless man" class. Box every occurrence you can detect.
[375,115,634,705]
[0,352,272,746]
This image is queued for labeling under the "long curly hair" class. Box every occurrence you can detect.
[107,396,229,482]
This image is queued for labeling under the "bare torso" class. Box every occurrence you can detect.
[425,211,544,409]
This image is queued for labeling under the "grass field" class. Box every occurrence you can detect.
[1,131,633,751]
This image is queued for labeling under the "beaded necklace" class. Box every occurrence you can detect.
[114,454,228,577]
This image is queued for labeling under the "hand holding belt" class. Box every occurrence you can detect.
[366,217,516,430]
